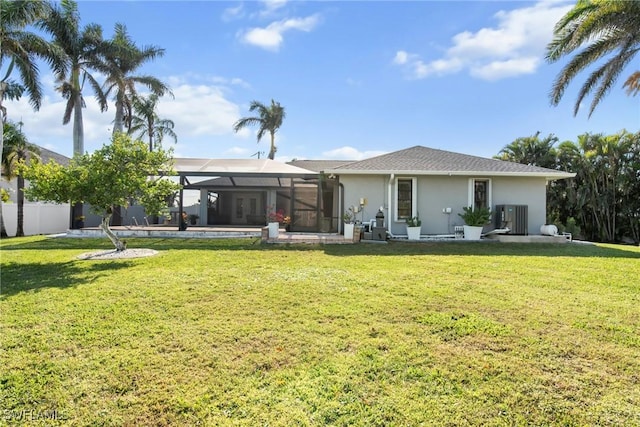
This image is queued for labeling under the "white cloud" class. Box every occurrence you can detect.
[5,73,248,158]
[470,57,540,80]
[223,146,252,156]
[222,3,245,22]
[393,50,410,65]
[157,84,241,137]
[239,14,320,51]
[322,146,387,161]
[393,0,572,81]
[259,0,288,17]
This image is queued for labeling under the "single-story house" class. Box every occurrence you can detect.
[174,145,574,236]
[324,146,574,236]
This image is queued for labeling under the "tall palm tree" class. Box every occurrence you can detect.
[233,99,286,160]
[127,93,177,151]
[39,0,110,157]
[2,120,40,237]
[546,0,640,117]
[101,23,170,135]
[1,0,60,237]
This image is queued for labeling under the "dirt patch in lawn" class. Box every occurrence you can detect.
[77,248,159,260]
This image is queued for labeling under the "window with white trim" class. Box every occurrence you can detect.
[396,177,417,221]
[469,178,491,210]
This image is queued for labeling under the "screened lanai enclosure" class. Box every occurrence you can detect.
[174,159,340,232]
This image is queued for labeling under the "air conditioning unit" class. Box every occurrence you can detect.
[494,205,528,235]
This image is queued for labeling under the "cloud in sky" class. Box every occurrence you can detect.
[393,0,572,81]
[6,74,246,158]
[322,146,387,161]
[239,14,320,51]
[221,4,244,22]
[158,84,242,138]
[259,0,288,18]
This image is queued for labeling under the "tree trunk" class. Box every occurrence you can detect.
[113,94,124,135]
[0,81,7,238]
[16,175,25,237]
[73,93,84,156]
[101,214,126,251]
[268,131,276,160]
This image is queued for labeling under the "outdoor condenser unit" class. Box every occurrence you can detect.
[494,205,528,235]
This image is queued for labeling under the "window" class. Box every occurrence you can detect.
[396,177,417,221]
[469,179,491,210]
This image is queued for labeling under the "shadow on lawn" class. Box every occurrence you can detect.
[0,260,133,298]
[1,236,639,259]
[324,240,640,259]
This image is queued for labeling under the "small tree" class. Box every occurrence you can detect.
[21,133,180,251]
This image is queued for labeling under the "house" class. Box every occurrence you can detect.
[324,146,574,236]
[171,145,573,237]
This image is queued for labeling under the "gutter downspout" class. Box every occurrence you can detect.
[339,182,344,234]
[387,173,396,238]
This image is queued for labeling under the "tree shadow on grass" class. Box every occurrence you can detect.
[0,260,133,298]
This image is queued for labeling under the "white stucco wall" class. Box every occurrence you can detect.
[339,174,549,236]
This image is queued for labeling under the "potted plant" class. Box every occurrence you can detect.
[342,207,356,239]
[458,206,491,240]
[405,215,421,241]
[188,214,199,225]
[266,205,287,238]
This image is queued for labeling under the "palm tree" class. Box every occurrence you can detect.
[494,132,558,168]
[233,99,286,160]
[39,0,110,156]
[101,23,170,135]
[2,120,40,237]
[127,93,177,151]
[546,0,640,117]
[1,0,61,237]
[0,0,58,114]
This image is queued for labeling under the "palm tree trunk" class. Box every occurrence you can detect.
[113,100,124,135]
[101,214,126,251]
[268,131,276,160]
[16,175,25,237]
[112,94,124,135]
[0,81,7,237]
[73,93,84,156]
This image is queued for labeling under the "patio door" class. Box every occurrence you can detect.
[232,192,262,225]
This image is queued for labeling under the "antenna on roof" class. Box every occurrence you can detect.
[251,151,265,159]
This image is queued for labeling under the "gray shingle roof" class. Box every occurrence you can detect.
[38,145,70,166]
[326,146,573,178]
[287,159,355,172]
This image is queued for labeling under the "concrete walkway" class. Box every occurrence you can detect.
[67,225,354,244]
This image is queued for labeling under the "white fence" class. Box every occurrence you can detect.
[1,202,69,237]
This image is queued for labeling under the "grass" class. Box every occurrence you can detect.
[1,236,639,426]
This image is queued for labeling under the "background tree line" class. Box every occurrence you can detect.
[496,130,640,244]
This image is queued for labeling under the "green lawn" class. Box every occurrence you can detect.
[1,236,639,426]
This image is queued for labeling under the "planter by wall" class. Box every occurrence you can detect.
[268,222,280,238]
[343,222,355,240]
[406,226,421,241]
[463,225,483,240]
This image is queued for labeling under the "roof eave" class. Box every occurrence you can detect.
[326,169,576,180]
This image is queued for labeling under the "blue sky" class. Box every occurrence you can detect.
[7,0,639,161]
